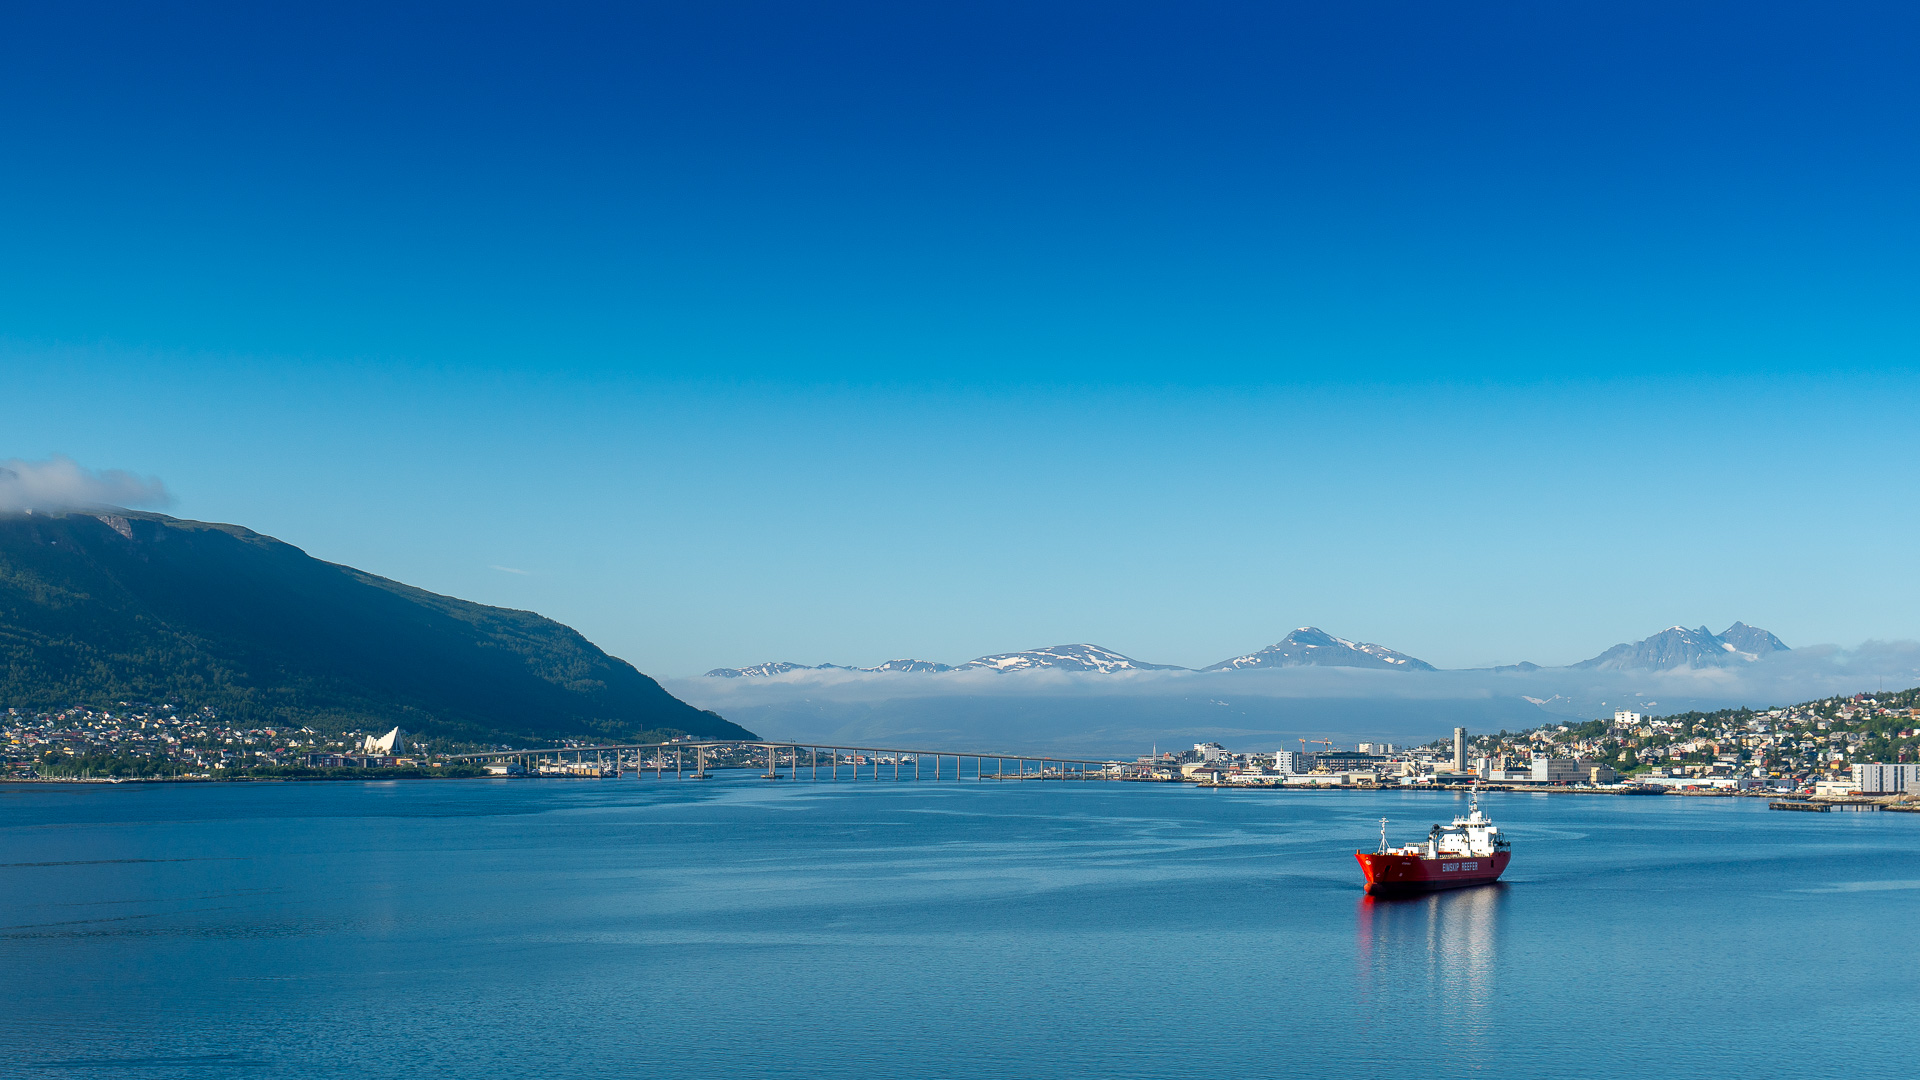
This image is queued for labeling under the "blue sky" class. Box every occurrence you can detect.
[5,2,1920,676]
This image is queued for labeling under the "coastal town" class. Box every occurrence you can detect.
[0,704,474,779]
[6,689,1920,801]
[1139,690,1920,800]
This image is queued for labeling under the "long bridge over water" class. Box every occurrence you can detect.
[446,740,1126,782]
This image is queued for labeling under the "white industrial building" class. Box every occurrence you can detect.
[1519,756,1617,784]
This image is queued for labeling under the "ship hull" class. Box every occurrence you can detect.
[1355,850,1510,895]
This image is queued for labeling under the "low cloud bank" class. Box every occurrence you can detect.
[0,456,171,511]
[668,642,1920,756]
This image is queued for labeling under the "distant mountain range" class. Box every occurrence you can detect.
[705,644,1171,678]
[706,622,1793,677]
[0,510,754,744]
[706,659,956,678]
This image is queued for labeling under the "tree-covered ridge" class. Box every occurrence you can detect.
[0,510,753,745]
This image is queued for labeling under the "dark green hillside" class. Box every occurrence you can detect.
[0,510,753,745]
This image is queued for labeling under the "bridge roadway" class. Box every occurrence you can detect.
[444,740,1123,781]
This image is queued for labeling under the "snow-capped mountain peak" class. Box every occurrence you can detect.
[961,643,1183,673]
[1717,621,1791,659]
[1202,627,1435,671]
[1571,622,1790,671]
[704,661,815,678]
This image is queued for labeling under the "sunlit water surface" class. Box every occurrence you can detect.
[3,777,1916,1078]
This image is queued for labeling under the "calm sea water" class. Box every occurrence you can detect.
[2,776,1916,1079]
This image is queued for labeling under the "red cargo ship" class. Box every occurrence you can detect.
[1355,791,1511,895]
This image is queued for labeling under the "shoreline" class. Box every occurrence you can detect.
[6,770,1915,810]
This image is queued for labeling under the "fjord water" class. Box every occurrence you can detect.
[3,779,1916,1079]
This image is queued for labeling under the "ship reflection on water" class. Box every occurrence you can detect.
[1355,883,1507,1032]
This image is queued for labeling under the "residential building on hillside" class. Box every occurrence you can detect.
[1853,762,1920,794]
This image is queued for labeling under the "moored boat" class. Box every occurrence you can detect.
[1356,789,1511,895]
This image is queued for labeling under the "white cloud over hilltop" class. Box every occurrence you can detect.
[0,456,172,512]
